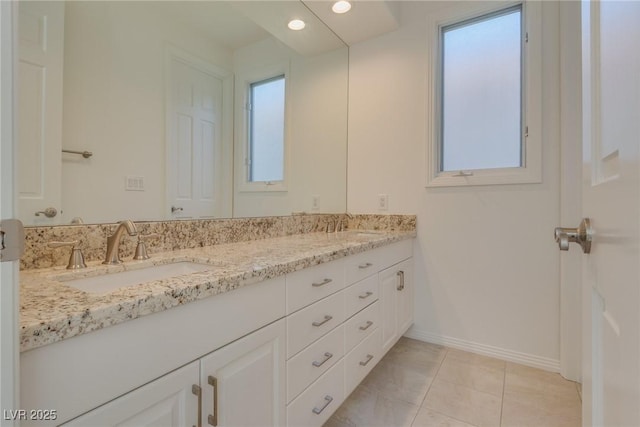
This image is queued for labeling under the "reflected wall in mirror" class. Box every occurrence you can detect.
[18,1,348,226]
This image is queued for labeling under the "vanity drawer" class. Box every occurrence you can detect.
[287,359,345,427]
[344,274,378,318]
[287,324,344,403]
[286,259,345,314]
[345,249,381,285]
[345,328,382,396]
[344,301,380,353]
[379,240,413,269]
[287,291,345,358]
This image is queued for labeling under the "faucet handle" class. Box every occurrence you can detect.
[48,240,87,269]
[133,233,160,260]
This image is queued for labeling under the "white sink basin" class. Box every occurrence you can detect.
[62,262,213,294]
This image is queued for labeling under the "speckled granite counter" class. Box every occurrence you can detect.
[20,230,415,352]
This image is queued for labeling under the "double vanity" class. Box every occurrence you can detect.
[19,219,415,426]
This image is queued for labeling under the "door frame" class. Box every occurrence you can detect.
[0,0,20,422]
[558,0,583,382]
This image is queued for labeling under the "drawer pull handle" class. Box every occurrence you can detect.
[312,352,333,367]
[192,384,202,427]
[312,395,334,415]
[207,376,218,426]
[312,278,333,287]
[397,270,405,291]
[312,315,333,327]
[359,354,374,366]
[358,291,373,299]
[358,262,373,269]
[359,320,374,331]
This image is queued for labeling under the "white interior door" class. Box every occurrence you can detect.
[580,1,640,425]
[17,1,64,225]
[167,50,228,220]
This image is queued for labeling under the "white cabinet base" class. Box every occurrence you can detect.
[61,361,199,427]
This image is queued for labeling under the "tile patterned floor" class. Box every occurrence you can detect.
[325,338,581,427]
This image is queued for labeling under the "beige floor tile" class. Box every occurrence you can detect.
[505,363,579,398]
[391,338,448,364]
[412,407,476,427]
[445,349,506,371]
[324,385,420,427]
[382,344,446,376]
[423,379,502,427]
[360,356,438,405]
[501,388,581,427]
[435,357,504,397]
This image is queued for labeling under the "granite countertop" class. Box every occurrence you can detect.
[20,230,415,352]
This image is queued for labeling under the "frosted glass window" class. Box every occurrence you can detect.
[440,5,522,172]
[249,75,285,182]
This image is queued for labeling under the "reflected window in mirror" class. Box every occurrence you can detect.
[249,75,285,183]
[236,62,290,193]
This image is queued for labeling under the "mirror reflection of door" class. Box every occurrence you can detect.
[18,1,64,225]
[166,48,231,220]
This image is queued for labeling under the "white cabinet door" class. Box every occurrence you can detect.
[379,265,399,354]
[396,259,414,336]
[379,258,413,354]
[61,361,199,427]
[200,319,286,427]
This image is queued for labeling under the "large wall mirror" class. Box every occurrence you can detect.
[18,1,348,226]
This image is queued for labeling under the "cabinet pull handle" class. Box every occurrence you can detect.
[312,352,333,367]
[396,270,405,291]
[192,384,202,427]
[312,395,334,415]
[359,320,374,331]
[358,262,373,269]
[359,354,374,366]
[312,315,333,327]
[207,376,218,426]
[312,278,333,287]
[358,291,373,299]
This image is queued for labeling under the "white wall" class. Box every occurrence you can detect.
[348,1,562,370]
[233,39,348,218]
[61,2,233,223]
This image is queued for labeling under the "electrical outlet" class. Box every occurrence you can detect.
[125,175,145,191]
[312,195,320,210]
[378,194,388,211]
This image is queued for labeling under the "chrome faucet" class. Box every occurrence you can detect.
[103,220,138,264]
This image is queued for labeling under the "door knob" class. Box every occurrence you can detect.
[35,207,58,218]
[554,218,592,254]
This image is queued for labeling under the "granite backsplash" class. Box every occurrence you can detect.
[21,214,416,270]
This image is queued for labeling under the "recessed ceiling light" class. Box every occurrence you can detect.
[288,19,306,30]
[332,1,352,14]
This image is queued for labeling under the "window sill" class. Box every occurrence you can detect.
[426,167,542,188]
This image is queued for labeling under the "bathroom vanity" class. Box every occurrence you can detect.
[19,229,414,426]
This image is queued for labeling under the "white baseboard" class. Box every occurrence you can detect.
[404,328,561,373]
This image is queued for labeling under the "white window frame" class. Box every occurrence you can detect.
[426,1,542,188]
[235,62,290,193]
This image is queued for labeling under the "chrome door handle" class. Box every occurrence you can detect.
[312,278,333,287]
[359,354,374,366]
[192,384,202,427]
[312,395,333,415]
[359,320,373,331]
[312,352,333,367]
[358,291,373,299]
[312,315,333,327]
[35,207,57,218]
[554,218,592,254]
